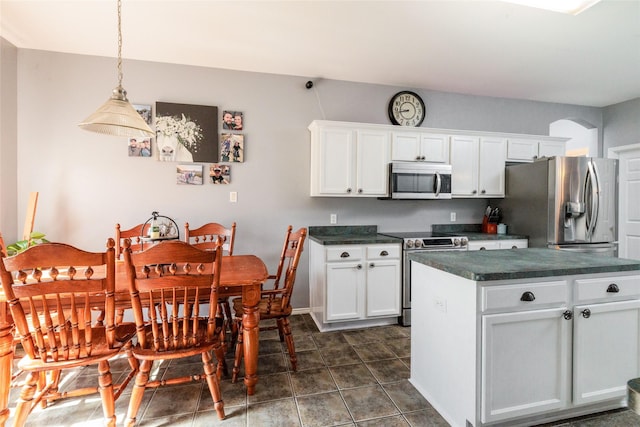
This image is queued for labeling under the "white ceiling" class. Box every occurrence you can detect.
[1,0,639,107]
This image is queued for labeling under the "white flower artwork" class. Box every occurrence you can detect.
[155,102,218,163]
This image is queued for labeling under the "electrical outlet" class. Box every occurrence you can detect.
[330,214,337,224]
[229,192,237,203]
[450,212,457,222]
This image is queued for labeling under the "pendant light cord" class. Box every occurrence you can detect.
[117,0,123,88]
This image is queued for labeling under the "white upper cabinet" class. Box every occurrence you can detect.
[309,120,568,198]
[507,138,566,162]
[451,136,506,198]
[309,122,390,197]
[391,132,450,163]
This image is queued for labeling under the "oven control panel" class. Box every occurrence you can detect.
[403,236,468,250]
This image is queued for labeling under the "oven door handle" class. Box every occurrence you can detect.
[434,172,442,197]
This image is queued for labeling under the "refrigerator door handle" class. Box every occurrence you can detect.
[585,160,600,238]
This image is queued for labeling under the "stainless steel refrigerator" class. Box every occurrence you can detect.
[502,156,618,256]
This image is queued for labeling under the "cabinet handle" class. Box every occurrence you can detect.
[380,250,389,256]
[581,308,591,318]
[481,189,486,194]
[346,188,352,193]
[520,291,535,302]
[415,156,421,161]
[479,247,487,250]
[369,263,375,268]
[606,283,619,293]
[511,245,518,249]
[472,190,477,194]
[563,310,573,320]
[356,264,362,270]
[421,156,426,160]
[533,155,538,159]
[340,252,350,258]
[358,188,363,194]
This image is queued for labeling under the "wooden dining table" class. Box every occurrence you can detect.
[0,254,268,427]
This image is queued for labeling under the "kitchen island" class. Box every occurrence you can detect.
[409,248,640,427]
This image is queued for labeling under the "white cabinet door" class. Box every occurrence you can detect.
[314,127,355,195]
[326,261,365,321]
[391,132,449,162]
[468,241,501,251]
[451,135,480,197]
[356,129,390,196]
[366,259,401,317]
[507,139,538,162]
[499,239,528,249]
[538,140,565,158]
[481,308,571,423]
[478,137,506,197]
[572,299,640,405]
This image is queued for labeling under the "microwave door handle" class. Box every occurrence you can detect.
[434,172,442,197]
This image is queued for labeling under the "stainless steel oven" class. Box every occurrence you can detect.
[379,232,468,326]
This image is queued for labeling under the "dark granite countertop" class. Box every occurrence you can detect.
[461,232,529,241]
[408,248,640,281]
[308,225,401,245]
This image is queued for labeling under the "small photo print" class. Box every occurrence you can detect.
[210,164,230,184]
[128,137,152,157]
[177,164,204,185]
[133,104,152,125]
[220,133,244,163]
[222,110,243,131]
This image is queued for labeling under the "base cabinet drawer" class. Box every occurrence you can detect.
[575,275,640,302]
[481,280,567,312]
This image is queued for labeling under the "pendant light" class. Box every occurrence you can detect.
[78,0,154,137]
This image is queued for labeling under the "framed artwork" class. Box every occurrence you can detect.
[128,137,152,157]
[210,164,230,184]
[133,104,152,125]
[220,133,244,163]
[222,110,243,131]
[177,164,204,185]
[156,102,218,163]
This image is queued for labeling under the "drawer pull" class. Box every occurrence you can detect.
[563,310,573,320]
[380,250,389,256]
[581,308,591,319]
[520,291,536,302]
[479,247,487,250]
[369,263,375,268]
[356,264,362,270]
[340,252,350,258]
[606,283,619,293]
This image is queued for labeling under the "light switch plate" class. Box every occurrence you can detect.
[229,192,237,203]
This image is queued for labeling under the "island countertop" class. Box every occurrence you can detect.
[408,248,640,281]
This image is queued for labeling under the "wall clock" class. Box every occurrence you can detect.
[388,91,426,127]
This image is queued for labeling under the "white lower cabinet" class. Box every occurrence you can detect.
[310,241,401,331]
[468,239,528,251]
[411,264,640,427]
[481,274,640,425]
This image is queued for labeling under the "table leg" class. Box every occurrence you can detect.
[241,284,260,395]
[0,321,13,427]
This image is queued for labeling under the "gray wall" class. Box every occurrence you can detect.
[0,38,18,244]
[2,44,637,309]
[603,98,640,152]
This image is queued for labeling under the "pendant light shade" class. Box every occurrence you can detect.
[78,0,153,138]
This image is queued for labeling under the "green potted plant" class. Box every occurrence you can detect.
[6,231,49,256]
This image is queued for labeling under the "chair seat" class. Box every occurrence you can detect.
[17,323,135,371]
[130,320,218,360]
[232,296,292,318]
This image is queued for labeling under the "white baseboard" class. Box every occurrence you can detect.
[291,307,310,315]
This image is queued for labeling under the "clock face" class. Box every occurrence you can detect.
[388,91,426,127]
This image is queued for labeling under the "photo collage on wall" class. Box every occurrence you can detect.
[128,102,246,186]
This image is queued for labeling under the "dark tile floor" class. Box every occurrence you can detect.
[6,314,640,426]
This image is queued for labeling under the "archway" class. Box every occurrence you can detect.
[549,118,598,157]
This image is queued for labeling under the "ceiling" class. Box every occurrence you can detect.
[1,0,639,107]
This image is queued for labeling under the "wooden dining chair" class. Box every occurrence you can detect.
[184,221,236,255]
[184,221,237,350]
[115,223,150,260]
[0,239,137,427]
[122,238,226,425]
[231,226,307,382]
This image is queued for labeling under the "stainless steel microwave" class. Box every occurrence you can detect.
[386,162,452,199]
